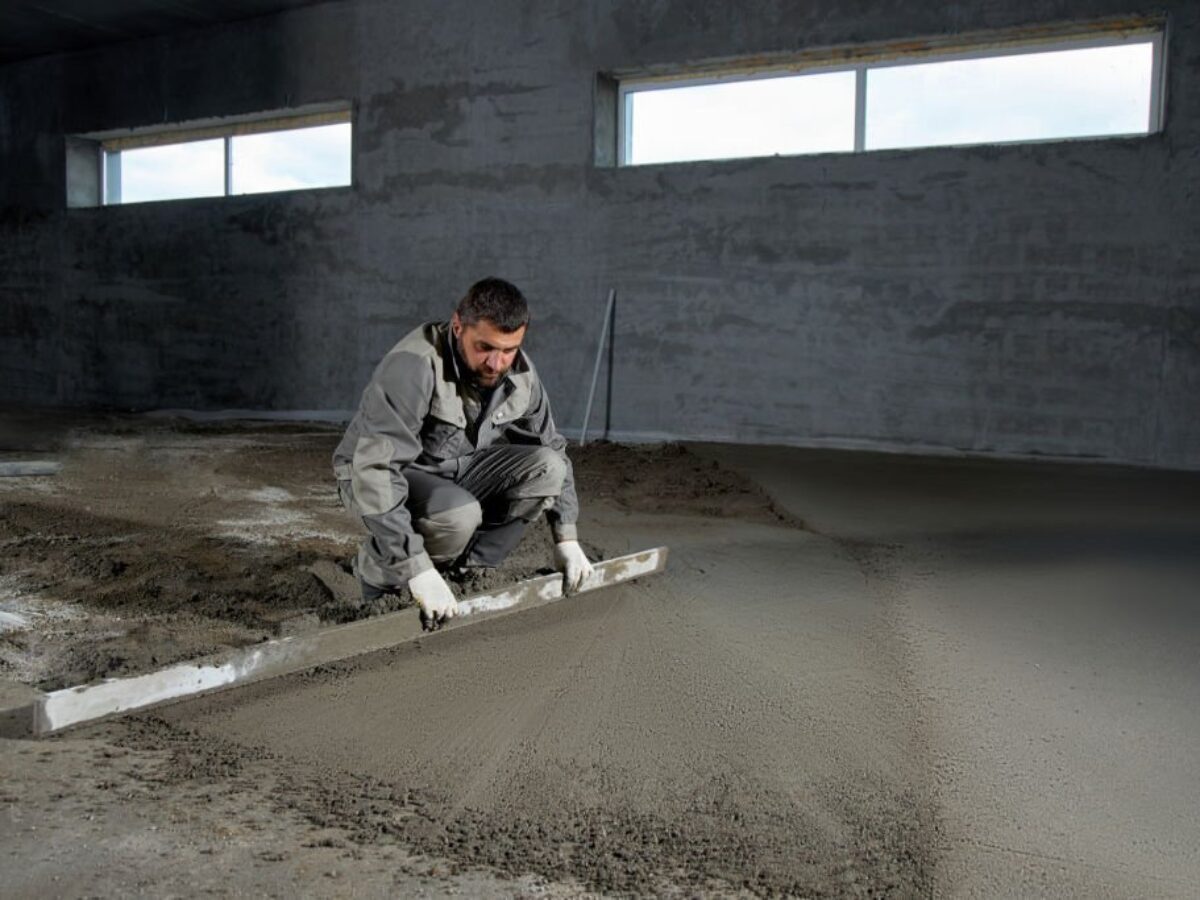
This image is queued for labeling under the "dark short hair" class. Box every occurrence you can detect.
[456,277,530,332]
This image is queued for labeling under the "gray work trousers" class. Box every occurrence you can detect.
[339,443,566,590]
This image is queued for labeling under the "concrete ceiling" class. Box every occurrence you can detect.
[0,1,331,66]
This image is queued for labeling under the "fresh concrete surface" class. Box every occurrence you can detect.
[696,443,1200,540]
[1,424,1197,894]
[125,445,1200,894]
[899,549,1198,896]
[2,0,1199,468]
[32,548,666,735]
[698,444,1200,895]
[1,735,596,899]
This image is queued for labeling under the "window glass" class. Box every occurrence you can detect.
[617,33,1160,166]
[230,123,352,195]
[114,139,225,204]
[625,71,857,165]
[865,41,1156,151]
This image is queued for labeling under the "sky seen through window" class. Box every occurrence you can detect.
[625,40,1157,165]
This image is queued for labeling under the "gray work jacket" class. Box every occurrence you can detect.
[333,322,579,573]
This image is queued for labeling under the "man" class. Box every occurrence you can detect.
[333,277,593,630]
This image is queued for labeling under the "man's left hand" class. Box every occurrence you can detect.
[554,540,594,593]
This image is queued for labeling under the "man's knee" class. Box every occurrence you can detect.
[414,500,483,563]
[513,447,566,498]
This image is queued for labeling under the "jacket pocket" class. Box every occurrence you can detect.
[423,394,468,459]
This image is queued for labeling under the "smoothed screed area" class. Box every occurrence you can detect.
[2,416,1199,897]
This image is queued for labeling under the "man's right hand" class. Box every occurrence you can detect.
[408,568,459,631]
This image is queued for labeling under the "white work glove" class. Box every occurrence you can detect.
[408,567,459,632]
[554,540,594,594]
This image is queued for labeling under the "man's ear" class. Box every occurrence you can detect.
[450,312,461,338]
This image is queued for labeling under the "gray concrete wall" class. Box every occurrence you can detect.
[1,0,1198,469]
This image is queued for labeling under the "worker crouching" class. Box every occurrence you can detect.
[333,277,593,630]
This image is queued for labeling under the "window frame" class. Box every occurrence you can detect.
[70,102,354,208]
[615,23,1166,166]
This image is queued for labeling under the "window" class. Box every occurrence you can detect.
[68,104,352,207]
[625,71,857,165]
[227,124,350,196]
[616,24,1164,166]
[112,140,226,204]
[864,40,1157,151]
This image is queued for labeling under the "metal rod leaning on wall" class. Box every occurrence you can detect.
[580,288,616,446]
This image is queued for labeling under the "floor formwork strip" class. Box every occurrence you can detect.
[32,547,668,735]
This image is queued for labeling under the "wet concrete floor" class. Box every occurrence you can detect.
[3,425,1198,896]
[158,444,1200,896]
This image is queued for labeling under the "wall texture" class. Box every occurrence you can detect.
[1,0,1197,469]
